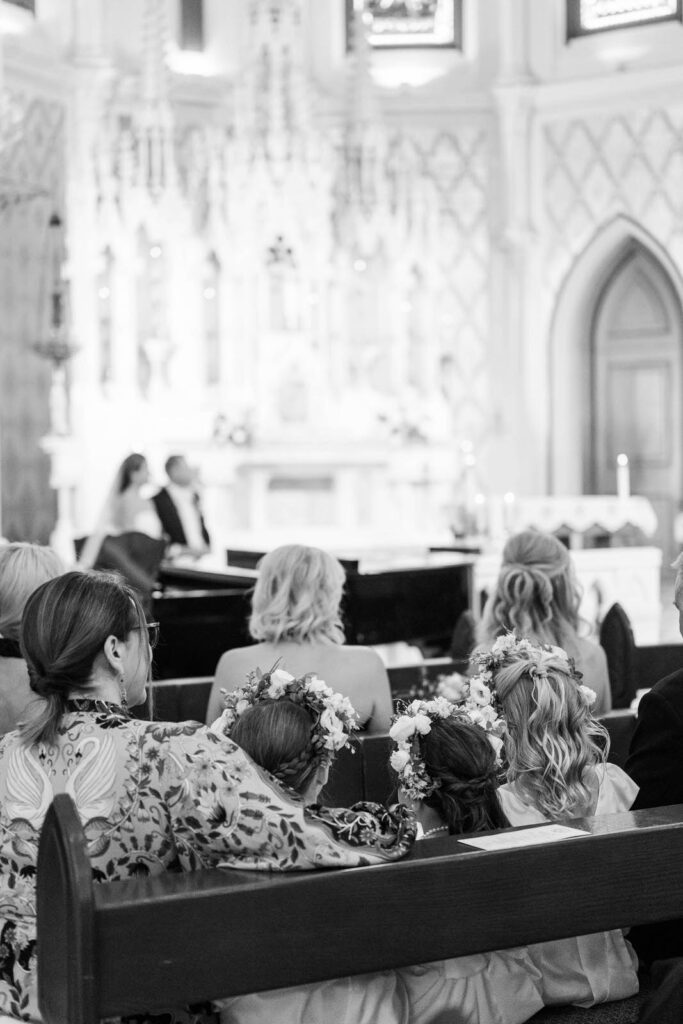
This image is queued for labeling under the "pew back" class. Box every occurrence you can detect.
[38,796,683,1024]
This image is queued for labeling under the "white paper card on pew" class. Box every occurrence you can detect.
[459,824,589,851]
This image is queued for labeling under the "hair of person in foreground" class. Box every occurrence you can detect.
[19,570,149,746]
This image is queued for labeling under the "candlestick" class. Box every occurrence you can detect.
[616,454,630,501]
[463,452,477,532]
[474,493,487,535]
[503,491,516,534]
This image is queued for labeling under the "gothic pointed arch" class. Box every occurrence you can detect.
[548,216,683,500]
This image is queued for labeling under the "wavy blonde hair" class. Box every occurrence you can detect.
[480,530,582,658]
[249,545,346,644]
[495,647,608,820]
[0,543,64,641]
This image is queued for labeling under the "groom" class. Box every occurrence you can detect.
[153,454,211,557]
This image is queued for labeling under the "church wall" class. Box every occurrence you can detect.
[0,37,66,541]
[4,1,683,544]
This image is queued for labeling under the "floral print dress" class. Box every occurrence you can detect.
[0,699,416,1022]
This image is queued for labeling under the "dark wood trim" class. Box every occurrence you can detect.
[37,796,97,1024]
[39,795,683,1022]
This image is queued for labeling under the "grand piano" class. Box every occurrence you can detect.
[152,550,473,679]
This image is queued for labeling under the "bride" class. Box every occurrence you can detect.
[78,453,164,573]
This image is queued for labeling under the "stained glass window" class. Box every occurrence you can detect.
[345,0,462,50]
[567,0,682,38]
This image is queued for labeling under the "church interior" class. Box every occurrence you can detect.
[2,0,682,645]
[5,4,683,1021]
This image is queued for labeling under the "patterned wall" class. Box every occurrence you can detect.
[418,125,491,446]
[543,106,683,297]
[0,94,65,542]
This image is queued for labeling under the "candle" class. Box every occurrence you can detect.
[616,454,630,501]
[463,452,477,527]
[474,493,487,535]
[503,491,516,534]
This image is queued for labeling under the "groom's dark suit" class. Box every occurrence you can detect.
[152,487,211,548]
[626,668,683,962]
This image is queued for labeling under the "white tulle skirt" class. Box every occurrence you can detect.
[398,947,544,1024]
[218,970,408,1024]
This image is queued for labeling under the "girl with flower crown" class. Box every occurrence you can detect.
[389,699,544,1024]
[477,634,639,1007]
[211,667,415,1024]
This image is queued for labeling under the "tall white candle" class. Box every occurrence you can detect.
[617,453,630,501]
[503,491,516,534]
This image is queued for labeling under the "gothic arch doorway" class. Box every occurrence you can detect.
[589,246,683,559]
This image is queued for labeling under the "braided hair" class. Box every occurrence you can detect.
[420,717,509,835]
[230,700,324,794]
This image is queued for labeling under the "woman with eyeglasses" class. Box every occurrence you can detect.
[0,570,415,1023]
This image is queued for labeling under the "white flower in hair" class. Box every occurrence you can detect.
[390,717,417,743]
[390,691,506,803]
[390,749,411,772]
[213,665,358,758]
[436,673,469,702]
[267,668,294,698]
[578,684,597,706]
[469,677,493,707]
[413,713,432,735]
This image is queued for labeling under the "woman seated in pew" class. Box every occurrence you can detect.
[389,700,545,1024]
[0,542,64,736]
[212,667,411,1024]
[480,634,639,1006]
[0,571,415,1023]
[206,544,393,733]
[478,530,612,715]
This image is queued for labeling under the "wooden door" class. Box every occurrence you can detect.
[591,248,682,561]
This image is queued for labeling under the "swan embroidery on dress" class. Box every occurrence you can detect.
[4,747,51,831]
[65,733,118,824]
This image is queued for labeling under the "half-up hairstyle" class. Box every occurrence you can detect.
[19,570,147,746]
[249,545,346,644]
[230,700,324,794]
[479,530,582,658]
[420,717,509,835]
[495,648,608,820]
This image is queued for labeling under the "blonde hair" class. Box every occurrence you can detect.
[0,543,64,641]
[495,647,608,820]
[480,530,582,657]
[249,545,346,644]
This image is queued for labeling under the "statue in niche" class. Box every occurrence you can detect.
[266,235,300,332]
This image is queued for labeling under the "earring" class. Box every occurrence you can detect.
[119,674,128,710]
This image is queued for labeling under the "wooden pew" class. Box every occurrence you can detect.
[38,795,683,1024]
[152,588,251,678]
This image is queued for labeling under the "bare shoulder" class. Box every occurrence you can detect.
[338,645,388,676]
[215,644,263,683]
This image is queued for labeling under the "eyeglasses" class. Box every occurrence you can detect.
[133,622,160,649]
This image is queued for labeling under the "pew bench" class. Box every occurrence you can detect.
[38,796,683,1024]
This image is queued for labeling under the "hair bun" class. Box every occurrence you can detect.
[28,668,71,699]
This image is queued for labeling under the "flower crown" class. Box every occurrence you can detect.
[389,692,506,803]
[213,666,359,759]
[470,632,597,707]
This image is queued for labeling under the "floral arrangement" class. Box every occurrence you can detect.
[389,689,506,802]
[390,633,598,803]
[470,632,597,708]
[212,666,359,757]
